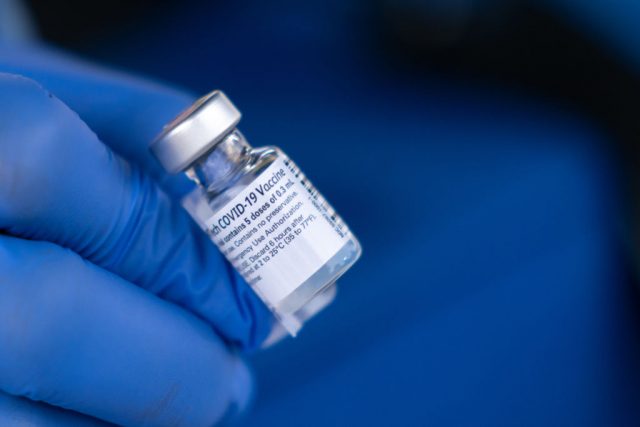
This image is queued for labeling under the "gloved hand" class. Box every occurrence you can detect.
[0,43,273,426]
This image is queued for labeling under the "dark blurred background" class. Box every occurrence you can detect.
[10,1,640,425]
[24,0,640,160]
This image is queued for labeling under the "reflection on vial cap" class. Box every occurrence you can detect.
[150,90,242,174]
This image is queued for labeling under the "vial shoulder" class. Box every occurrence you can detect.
[248,145,285,169]
[206,146,285,211]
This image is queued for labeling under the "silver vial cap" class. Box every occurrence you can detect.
[150,90,242,174]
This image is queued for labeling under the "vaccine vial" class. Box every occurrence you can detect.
[150,91,362,337]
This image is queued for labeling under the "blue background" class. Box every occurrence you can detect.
[46,0,640,425]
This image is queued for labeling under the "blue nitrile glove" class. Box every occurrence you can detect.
[0,43,273,426]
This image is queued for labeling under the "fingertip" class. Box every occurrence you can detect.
[230,357,254,416]
[212,356,257,426]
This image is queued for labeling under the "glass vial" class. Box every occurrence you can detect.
[150,91,361,337]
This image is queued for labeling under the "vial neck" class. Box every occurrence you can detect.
[187,129,252,195]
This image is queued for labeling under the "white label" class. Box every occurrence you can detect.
[203,156,350,306]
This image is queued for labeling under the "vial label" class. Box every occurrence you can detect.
[204,156,351,307]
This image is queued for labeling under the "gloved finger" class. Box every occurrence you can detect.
[0,42,193,197]
[0,392,111,427]
[0,235,252,427]
[0,73,272,349]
